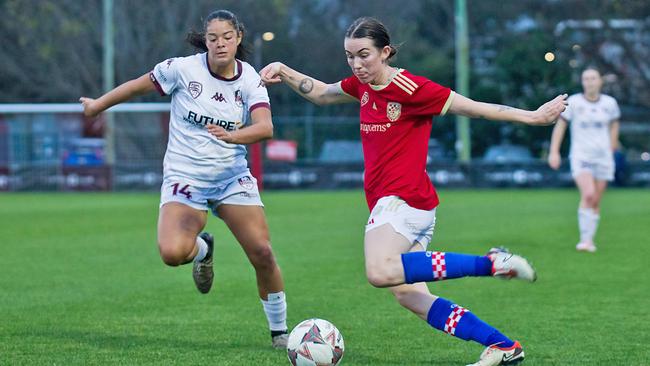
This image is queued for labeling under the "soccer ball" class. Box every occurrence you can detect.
[287,318,345,366]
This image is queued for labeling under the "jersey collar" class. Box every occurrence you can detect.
[369,68,403,91]
[205,53,243,82]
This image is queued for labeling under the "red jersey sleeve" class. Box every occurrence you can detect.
[409,80,453,116]
[340,75,361,100]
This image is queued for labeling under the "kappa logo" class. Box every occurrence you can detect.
[212,92,226,103]
[165,59,174,68]
[372,102,378,110]
[238,176,254,190]
[360,91,369,106]
[188,81,202,99]
[386,102,401,122]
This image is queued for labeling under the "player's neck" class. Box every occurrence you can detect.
[210,59,238,79]
[583,92,600,102]
[371,66,397,86]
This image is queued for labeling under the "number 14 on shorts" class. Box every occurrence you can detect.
[171,183,192,199]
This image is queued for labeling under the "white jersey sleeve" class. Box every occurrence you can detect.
[241,63,271,122]
[610,98,621,121]
[150,58,182,95]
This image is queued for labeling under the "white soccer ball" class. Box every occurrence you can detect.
[287,318,345,366]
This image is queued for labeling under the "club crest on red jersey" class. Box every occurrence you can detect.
[387,102,401,122]
[360,91,369,106]
[188,81,203,99]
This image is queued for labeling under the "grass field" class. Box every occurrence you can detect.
[1,189,649,365]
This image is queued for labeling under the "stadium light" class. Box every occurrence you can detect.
[252,32,275,190]
[544,52,556,62]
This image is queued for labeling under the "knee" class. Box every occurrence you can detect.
[365,255,404,288]
[582,191,597,207]
[158,238,190,266]
[366,266,392,288]
[249,243,277,270]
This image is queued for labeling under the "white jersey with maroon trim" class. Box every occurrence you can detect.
[150,53,270,187]
[561,93,620,160]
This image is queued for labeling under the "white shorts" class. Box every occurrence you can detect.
[365,196,437,250]
[570,156,614,181]
[160,170,263,217]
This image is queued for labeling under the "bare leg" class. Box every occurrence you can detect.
[364,223,413,287]
[157,202,207,266]
[217,204,284,299]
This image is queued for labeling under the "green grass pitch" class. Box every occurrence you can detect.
[1,189,649,365]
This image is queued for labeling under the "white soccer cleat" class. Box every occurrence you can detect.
[576,242,597,253]
[487,248,536,282]
[466,341,525,366]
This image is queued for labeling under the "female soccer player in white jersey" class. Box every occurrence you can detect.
[261,17,567,366]
[548,68,620,253]
[79,10,289,348]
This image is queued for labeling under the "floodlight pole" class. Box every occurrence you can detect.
[103,0,116,168]
[251,35,264,189]
[455,0,471,162]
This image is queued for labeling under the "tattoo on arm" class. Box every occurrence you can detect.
[496,104,513,112]
[298,78,314,94]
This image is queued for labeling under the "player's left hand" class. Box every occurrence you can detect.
[206,124,235,143]
[530,94,568,126]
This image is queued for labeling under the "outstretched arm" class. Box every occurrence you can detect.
[79,73,157,117]
[448,93,568,126]
[547,117,568,170]
[260,62,356,106]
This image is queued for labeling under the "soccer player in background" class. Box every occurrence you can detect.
[548,68,620,253]
[79,10,289,348]
[259,17,567,366]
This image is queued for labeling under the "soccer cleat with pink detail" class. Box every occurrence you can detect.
[466,341,525,366]
[576,242,597,252]
[487,247,536,282]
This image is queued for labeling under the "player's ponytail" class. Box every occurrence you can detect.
[185,9,250,61]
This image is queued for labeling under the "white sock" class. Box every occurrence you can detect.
[193,236,208,263]
[261,291,287,332]
[592,212,601,241]
[578,208,597,243]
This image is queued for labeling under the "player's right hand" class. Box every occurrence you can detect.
[79,97,100,118]
[260,62,285,85]
[548,152,561,170]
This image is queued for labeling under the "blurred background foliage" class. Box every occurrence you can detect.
[1,0,648,156]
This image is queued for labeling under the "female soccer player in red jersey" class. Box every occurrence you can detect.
[260,17,567,366]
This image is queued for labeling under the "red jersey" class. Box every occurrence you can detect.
[340,69,453,211]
